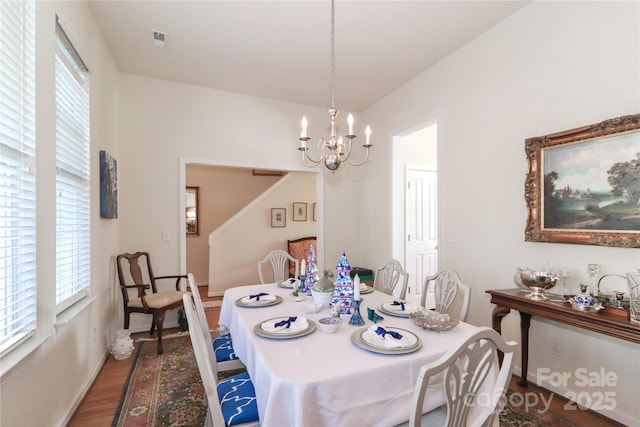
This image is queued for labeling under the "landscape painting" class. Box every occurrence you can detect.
[542,132,640,230]
[524,114,640,247]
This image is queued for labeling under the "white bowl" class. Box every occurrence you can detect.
[311,290,333,308]
[289,293,306,302]
[318,317,342,334]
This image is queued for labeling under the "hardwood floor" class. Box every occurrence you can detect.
[68,288,624,426]
[68,287,221,427]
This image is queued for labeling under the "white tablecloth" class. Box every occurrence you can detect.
[219,283,489,427]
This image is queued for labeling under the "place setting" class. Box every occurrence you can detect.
[278,278,300,289]
[254,315,316,339]
[351,325,422,355]
[358,282,373,294]
[235,292,283,308]
[377,300,422,317]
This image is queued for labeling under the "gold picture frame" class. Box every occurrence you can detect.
[185,187,199,235]
[524,113,640,247]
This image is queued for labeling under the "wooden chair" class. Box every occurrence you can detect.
[183,294,260,427]
[421,270,471,322]
[116,251,187,354]
[258,249,299,284]
[187,273,244,373]
[287,236,316,277]
[373,259,409,300]
[399,327,517,427]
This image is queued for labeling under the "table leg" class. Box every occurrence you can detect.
[491,305,510,365]
[518,312,532,387]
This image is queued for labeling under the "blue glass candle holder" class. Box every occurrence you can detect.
[349,298,365,326]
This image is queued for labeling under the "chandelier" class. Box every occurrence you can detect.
[297,0,372,171]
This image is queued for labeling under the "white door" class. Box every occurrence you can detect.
[405,167,438,304]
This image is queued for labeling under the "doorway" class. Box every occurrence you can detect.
[392,121,438,304]
[179,161,322,295]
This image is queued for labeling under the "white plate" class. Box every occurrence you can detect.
[351,328,422,355]
[254,317,316,339]
[278,278,299,289]
[378,302,421,317]
[360,286,374,294]
[361,327,419,350]
[235,295,283,308]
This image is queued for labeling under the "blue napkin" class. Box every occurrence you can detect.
[375,326,403,340]
[367,307,384,323]
[274,316,298,329]
[249,292,269,301]
[391,301,406,311]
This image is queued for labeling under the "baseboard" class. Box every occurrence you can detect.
[58,349,110,427]
[514,366,638,427]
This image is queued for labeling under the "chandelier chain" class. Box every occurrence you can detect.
[330,0,335,109]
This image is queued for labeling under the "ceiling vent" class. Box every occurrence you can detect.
[152,30,166,48]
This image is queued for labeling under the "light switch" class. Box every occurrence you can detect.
[162,231,171,241]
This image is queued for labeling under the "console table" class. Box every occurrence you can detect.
[486,288,640,386]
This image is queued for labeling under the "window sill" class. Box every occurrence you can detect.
[54,294,99,334]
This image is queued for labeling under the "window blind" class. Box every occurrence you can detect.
[0,0,37,354]
[55,17,91,313]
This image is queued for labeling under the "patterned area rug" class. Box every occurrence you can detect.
[202,299,222,311]
[499,389,580,426]
[112,335,578,426]
[112,335,206,427]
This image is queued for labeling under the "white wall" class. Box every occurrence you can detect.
[118,74,343,330]
[359,2,640,425]
[0,2,120,426]
[209,172,317,294]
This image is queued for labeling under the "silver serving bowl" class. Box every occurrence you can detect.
[518,269,559,301]
[409,310,459,332]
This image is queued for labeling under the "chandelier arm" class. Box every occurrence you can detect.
[301,150,322,167]
[344,146,372,167]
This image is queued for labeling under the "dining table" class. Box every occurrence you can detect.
[219,283,494,427]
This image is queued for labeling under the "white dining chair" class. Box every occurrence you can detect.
[373,259,409,300]
[183,294,260,427]
[187,274,245,373]
[397,327,517,427]
[421,270,471,322]
[258,249,299,284]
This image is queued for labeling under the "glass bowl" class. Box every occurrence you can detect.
[409,310,458,332]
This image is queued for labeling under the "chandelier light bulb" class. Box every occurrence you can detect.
[300,116,308,138]
[347,113,354,135]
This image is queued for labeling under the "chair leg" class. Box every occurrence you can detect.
[156,312,165,354]
[124,312,130,330]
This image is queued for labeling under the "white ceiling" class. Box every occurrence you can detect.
[88,0,528,112]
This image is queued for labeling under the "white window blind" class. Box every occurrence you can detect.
[0,0,37,354]
[55,17,91,313]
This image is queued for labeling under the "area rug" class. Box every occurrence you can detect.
[202,299,222,311]
[499,389,580,427]
[112,334,206,427]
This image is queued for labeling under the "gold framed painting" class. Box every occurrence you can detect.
[524,113,640,247]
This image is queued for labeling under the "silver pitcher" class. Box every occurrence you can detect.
[626,272,640,324]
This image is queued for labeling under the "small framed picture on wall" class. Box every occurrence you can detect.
[293,202,307,221]
[271,208,286,227]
